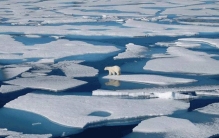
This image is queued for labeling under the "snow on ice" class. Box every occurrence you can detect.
[4,93,188,134]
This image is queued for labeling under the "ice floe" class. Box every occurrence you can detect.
[0,128,51,138]
[0,85,25,94]
[93,85,219,97]
[4,75,87,92]
[155,40,201,48]
[103,74,196,85]
[114,43,148,59]
[21,72,47,78]
[53,61,98,78]
[0,66,31,81]
[179,38,219,49]
[144,47,219,75]
[23,40,121,61]
[4,93,188,134]
[124,116,204,138]
[195,90,219,96]
[93,89,197,100]
[196,103,219,115]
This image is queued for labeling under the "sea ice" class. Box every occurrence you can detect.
[53,61,98,78]
[144,47,219,75]
[21,72,47,78]
[0,128,51,138]
[4,93,188,134]
[93,85,219,97]
[179,38,219,49]
[4,75,87,92]
[22,40,121,61]
[0,85,25,94]
[124,116,202,138]
[0,66,31,81]
[103,74,196,85]
[196,103,219,115]
[114,43,148,59]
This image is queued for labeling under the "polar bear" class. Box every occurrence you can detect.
[104,65,121,75]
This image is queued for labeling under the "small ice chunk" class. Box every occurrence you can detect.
[53,61,98,78]
[103,74,196,85]
[4,75,87,92]
[114,43,148,59]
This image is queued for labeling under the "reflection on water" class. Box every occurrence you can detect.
[105,79,120,87]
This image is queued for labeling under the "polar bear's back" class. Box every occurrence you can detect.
[112,65,121,71]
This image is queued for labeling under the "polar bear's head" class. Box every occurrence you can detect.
[104,67,109,70]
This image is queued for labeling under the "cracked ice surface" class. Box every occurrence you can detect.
[4,93,188,133]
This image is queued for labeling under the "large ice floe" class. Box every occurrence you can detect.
[3,93,188,136]
[103,74,196,85]
[144,47,219,75]
[0,35,121,63]
[4,75,87,92]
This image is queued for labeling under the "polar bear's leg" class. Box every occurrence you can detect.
[109,70,113,75]
[115,70,121,75]
[112,71,116,75]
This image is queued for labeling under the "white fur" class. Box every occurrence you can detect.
[104,66,121,75]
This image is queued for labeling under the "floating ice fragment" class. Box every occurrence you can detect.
[0,66,31,81]
[4,75,87,92]
[196,103,219,115]
[114,43,148,59]
[0,85,25,94]
[0,128,51,138]
[179,38,219,48]
[103,74,196,85]
[53,61,98,78]
[21,72,47,78]
[124,116,201,138]
[144,47,219,75]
